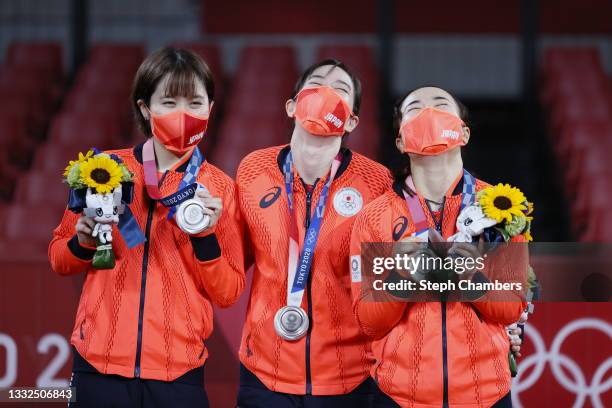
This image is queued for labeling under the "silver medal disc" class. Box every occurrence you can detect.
[176,199,210,235]
[274,305,309,341]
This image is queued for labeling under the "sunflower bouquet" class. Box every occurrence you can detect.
[477,183,534,242]
[451,183,536,377]
[63,149,133,269]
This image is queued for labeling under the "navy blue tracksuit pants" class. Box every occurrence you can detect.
[68,347,208,408]
[237,364,376,408]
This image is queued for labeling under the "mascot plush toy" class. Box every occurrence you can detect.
[448,204,497,243]
[63,149,134,269]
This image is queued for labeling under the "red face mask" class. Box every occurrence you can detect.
[399,107,466,156]
[149,109,209,155]
[294,86,354,137]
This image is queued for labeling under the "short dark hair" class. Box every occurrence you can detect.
[392,86,469,136]
[131,47,215,137]
[391,86,470,187]
[291,58,362,115]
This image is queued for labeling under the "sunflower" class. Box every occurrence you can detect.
[63,149,94,177]
[79,156,123,194]
[478,183,527,224]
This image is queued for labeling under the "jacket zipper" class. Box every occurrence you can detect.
[134,201,155,377]
[442,298,449,408]
[436,208,449,408]
[303,180,317,395]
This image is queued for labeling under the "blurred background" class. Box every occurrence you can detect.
[0,0,610,407]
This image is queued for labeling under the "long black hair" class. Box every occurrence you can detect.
[391,86,470,186]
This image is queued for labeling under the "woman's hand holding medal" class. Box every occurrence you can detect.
[194,189,223,229]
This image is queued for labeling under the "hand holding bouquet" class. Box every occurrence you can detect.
[63,149,133,269]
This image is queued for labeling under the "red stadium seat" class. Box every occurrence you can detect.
[570,176,612,236]
[88,43,145,70]
[0,201,6,231]
[3,204,65,242]
[0,65,58,112]
[33,143,88,175]
[225,92,289,117]
[231,74,295,98]
[582,205,612,242]
[316,44,380,89]
[317,45,376,68]
[172,43,223,78]
[316,45,379,71]
[64,87,130,108]
[73,64,135,95]
[541,47,603,78]
[550,94,612,136]
[542,68,609,107]
[15,170,69,209]
[556,119,600,161]
[0,148,21,200]
[239,46,297,74]
[345,122,381,161]
[62,91,132,132]
[48,112,123,149]
[315,45,380,124]
[212,144,249,177]
[573,147,612,204]
[217,118,288,152]
[557,120,612,191]
[171,42,225,105]
[0,88,49,138]
[354,96,378,126]
[7,41,63,78]
[0,114,35,168]
[128,126,147,145]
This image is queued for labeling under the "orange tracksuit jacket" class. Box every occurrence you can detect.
[236,145,392,395]
[48,143,245,382]
[350,178,528,408]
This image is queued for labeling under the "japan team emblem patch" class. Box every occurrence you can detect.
[333,187,363,217]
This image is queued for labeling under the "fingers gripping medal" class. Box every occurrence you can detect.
[175,185,211,234]
[142,139,210,235]
[275,151,342,341]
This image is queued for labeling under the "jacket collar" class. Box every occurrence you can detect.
[276,144,353,181]
[133,141,198,173]
[393,171,466,199]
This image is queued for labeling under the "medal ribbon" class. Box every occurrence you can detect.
[142,138,209,220]
[284,150,341,308]
[403,169,476,239]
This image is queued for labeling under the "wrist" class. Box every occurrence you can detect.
[68,235,96,260]
[190,222,217,238]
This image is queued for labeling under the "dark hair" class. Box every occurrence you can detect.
[131,47,215,137]
[291,58,362,115]
[392,86,470,186]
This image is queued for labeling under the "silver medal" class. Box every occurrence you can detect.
[274,305,309,341]
[176,198,210,235]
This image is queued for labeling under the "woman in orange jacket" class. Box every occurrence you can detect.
[48,47,245,407]
[235,59,393,407]
[350,86,528,408]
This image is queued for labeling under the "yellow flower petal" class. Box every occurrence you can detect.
[478,183,529,226]
[79,156,123,194]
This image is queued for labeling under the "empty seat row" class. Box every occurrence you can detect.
[540,47,612,242]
